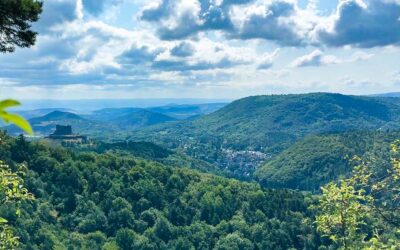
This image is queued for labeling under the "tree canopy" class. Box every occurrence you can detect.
[0,0,42,53]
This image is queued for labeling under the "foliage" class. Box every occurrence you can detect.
[130,93,400,179]
[0,161,33,249]
[0,99,33,134]
[0,0,43,52]
[75,140,223,176]
[314,140,400,249]
[314,180,371,249]
[0,133,325,249]
[256,131,400,191]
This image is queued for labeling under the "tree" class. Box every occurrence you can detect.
[116,228,149,250]
[314,180,370,249]
[0,0,43,53]
[314,140,400,249]
[0,2,39,243]
[0,161,33,249]
[214,232,253,250]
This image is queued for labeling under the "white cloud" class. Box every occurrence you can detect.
[314,0,400,48]
[1,0,400,99]
[291,50,340,67]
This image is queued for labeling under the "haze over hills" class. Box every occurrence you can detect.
[17,108,77,119]
[4,110,175,137]
[148,103,227,120]
[13,99,230,112]
[116,110,177,128]
[370,92,400,98]
[3,103,227,137]
[5,111,99,136]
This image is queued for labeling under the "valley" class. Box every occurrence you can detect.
[2,93,400,249]
[2,0,400,248]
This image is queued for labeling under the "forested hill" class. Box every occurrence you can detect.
[129,93,400,179]
[0,132,326,249]
[256,131,400,191]
[132,93,400,148]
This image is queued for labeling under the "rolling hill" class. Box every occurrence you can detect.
[5,111,100,136]
[15,108,76,119]
[371,92,400,98]
[255,131,400,191]
[4,109,177,137]
[87,103,227,121]
[129,93,400,178]
[116,109,176,128]
[87,107,143,121]
[148,103,227,119]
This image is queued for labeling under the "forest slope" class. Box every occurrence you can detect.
[255,131,400,191]
[0,132,325,249]
[130,93,400,178]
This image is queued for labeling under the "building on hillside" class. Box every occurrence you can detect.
[48,125,87,144]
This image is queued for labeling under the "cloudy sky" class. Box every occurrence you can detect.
[0,0,400,100]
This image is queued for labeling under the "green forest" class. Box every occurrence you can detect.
[0,133,323,249]
[1,0,400,249]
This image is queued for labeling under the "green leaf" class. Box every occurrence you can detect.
[0,112,33,134]
[0,217,8,223]
[0,99,20,109]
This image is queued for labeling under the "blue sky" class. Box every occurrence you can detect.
[0,0,399,100]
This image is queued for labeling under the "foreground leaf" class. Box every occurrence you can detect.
[0,112,33,135]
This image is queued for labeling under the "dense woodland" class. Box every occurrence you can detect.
[128,94,400,179]
[1,95,400,249]
[256,131,400,191]
[1,0,400,249]
[0,133,326,249]
[2,93,400,249]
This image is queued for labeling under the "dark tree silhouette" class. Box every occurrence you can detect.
[0,0,42,53]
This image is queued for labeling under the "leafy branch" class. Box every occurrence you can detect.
[0,99,33,134]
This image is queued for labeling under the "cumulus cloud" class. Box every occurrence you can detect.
[171,42,195,57]
[140,0,400,48]
[140,0,258,40]
[33,0,81,33]
[141,0,204,40]
[140,0,318,46]
[2,0,400,98]
[315,0,400,48]
[291,50,340,67]
[119,46,164,65]
[232,1,310,46]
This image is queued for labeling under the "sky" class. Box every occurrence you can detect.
[0,0,400,100]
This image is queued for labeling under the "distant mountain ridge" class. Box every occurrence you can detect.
[30,111,84,123]
[116,109,176,128]
[17,108,77,119]
[5,111,94,136]
[131,93,400,149]
[148,103,227,119]
[370,92,400,97]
